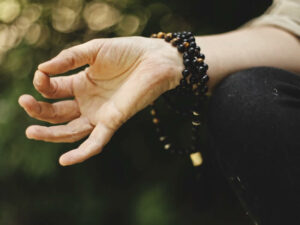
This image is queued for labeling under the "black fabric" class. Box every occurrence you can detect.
[207,67,300,225]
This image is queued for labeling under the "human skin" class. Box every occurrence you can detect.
[18,26,300,166]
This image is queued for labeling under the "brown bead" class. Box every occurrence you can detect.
[170,38,179,46]
[190,152,203,167]
[197,58,204,64]
[159,136,166,141]
[193,111,200,116]
[150,109,156,116]
[151,33,158,38]
[157,32,165,38]
[183,42,190,48]
[153,118,159,124]
[164,144,171,150]
[165,33,173,39]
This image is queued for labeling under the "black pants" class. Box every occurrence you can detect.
[207,67,300,225]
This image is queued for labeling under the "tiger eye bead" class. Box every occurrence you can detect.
[170,38,179,46]
[150,109,156,116]
[157,32,165,38]
[151,33,158,38]
[164,143,171,150]
[197,58,204,64]
[183,42,190,48]
[164,33,173,42]
[153,118,159,124]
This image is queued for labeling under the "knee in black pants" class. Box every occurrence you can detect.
[207,67,300,225]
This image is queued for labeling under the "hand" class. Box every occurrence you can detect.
[18,36,183,166]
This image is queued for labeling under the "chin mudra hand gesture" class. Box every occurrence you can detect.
[19,37,183,166]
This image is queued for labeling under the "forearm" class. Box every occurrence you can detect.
[197,26,300,90]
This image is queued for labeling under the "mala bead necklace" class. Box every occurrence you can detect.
[150,31,209,167]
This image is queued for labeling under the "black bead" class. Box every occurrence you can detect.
[190,42,196,48]
[192,58,198,65]
[182,69,190,77]
[198,53,205,59]
[165,36,172,42]
[182,31,187,35]
[183,52,189,59]
[201,85,208,93]
[188,47,195,55]
[173,32,178,37]
[198,66,205,74]
[189,36,195,42]
[190,75,199,84]
[175,38,182,45]
[180,78,187,86]
[183,58,191,66]
[203,63,209,70]
[201,74,209,83]
[196,46,201,52]
[186,31,192,37]
[177,44,185,52]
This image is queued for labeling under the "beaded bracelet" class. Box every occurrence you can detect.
[150,31,209,167]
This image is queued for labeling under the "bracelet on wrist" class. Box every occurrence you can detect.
[150,31,210,167]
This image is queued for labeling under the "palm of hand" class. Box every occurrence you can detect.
[19,37,182,166]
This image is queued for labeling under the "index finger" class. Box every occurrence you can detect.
[38,39,103,75]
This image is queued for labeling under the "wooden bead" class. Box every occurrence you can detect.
[192,111,200,116]
[157,32,165,38]
[164,144,171,150]
[192,121,201,126]
[152,118,159,124]
[190,152,203,167]
[197,58,204,64]
[183,42,190,48]
[150,109,156,116]
[170,38,179,46]
[165,32,173,39]
[159,136,166,141]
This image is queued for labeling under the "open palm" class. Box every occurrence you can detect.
[19,36,183,166]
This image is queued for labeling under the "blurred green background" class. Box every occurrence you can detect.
[0,0,271,224]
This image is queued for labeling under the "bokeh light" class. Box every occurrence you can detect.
[0,0,21,23]
[83,2,121,31]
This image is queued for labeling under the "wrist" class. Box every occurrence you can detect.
[146,37,184,90]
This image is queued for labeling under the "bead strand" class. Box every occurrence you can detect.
[150,31,209,167]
